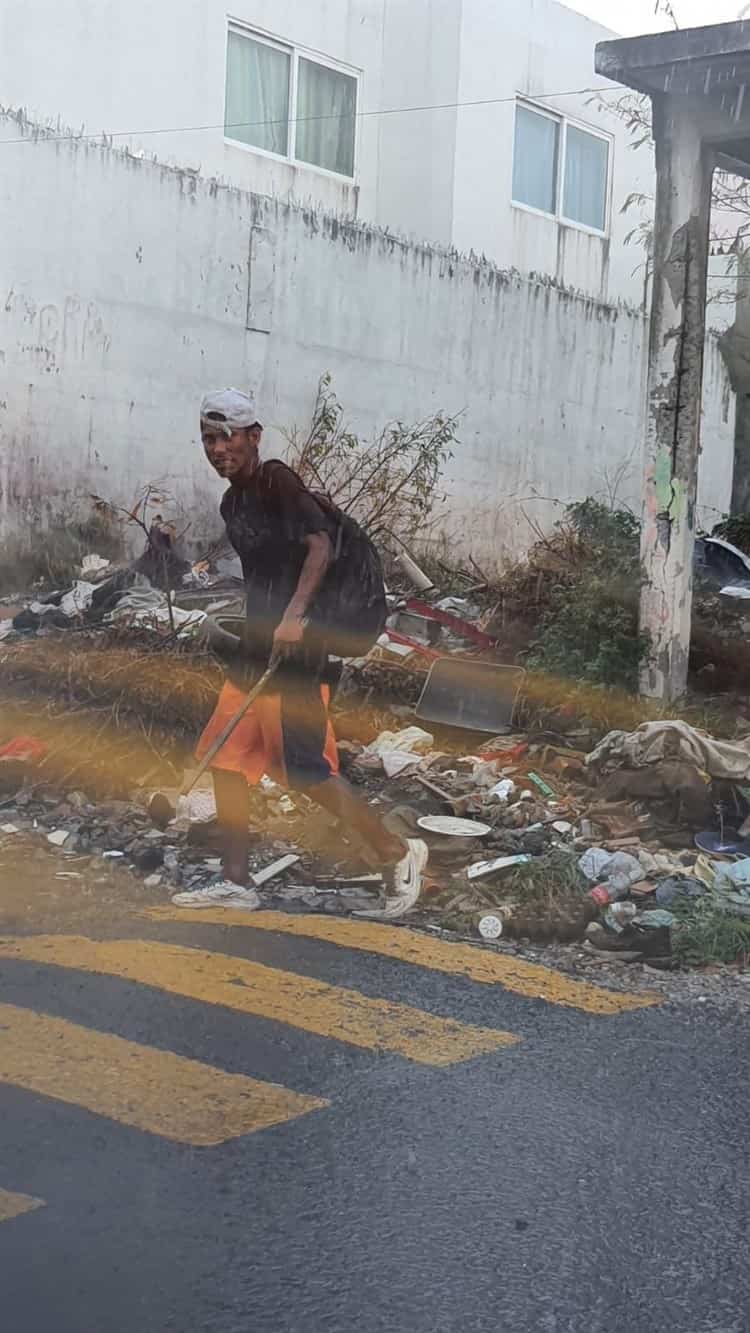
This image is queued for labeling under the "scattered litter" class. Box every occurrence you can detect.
[0,736,48,764]
[715,858,750,890]
[467,854,531,881]
[470,760,503,789]
[578,847,642,898]
[638,909,675,929]
[382,751,423,778]
[394,550,435,592]
[251,854,301,888]
[417,816,491,838]
[376,634,416,659]
[174,790,217,825]
[366,726,434,757]
[80,554,111,578]
[589,885,613,908]
[434,596,481,618]
[587,720,750,783]
[416,659,523,733]
[488,779,516,803]
[579,847,612,881]
[692,855,717,889]
[60,581,97,617]
[604,902,637,932]
[654,876,706,907]
[5,543,750,975]
[107,588,206,637]
[46,830,70,847]
[694,828,750,856]
[630,880,656,898]
[478,914,504,940]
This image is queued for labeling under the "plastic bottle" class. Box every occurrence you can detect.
[604,901,637,932]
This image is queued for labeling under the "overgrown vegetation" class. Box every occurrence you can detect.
[0,510,123,596]
[438,849,593,943]
[521,499,649,693]
[712,513,750,555]
[673,897,750,969]
[285,373,458,542]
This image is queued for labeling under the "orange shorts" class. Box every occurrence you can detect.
[196,678,339,789]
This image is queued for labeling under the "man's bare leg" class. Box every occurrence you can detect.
[212,769,426,916]
[306,775,427,917]
[304,775,405,865]
[171,767,260,908]
[212,768,252,886]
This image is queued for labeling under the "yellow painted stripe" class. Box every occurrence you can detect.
[0,936,517,1066]
[143,909,659,1015]
[0,1186,45,1223]
[0,1002,326,1146]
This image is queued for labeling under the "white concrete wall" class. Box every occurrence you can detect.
[0,0,655,305]
[0,118,734,565]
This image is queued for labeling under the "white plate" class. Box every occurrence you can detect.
[417,816,491,837]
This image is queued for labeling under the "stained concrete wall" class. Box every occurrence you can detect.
[0,114,735,565]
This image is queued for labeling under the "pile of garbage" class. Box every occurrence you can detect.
[5,704,749,969]
[338,715,750,968]
[2,527,750,972]
[0,523,246,645]
[0,756,389,917]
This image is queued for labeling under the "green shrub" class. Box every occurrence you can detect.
[673,896,750,968]
[524,500,649,692]
[712,513,750,555]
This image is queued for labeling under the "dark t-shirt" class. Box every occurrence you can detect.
[220,460,337,665]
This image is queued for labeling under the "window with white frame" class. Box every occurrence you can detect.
[512,101,610,234]
[225,26,358,179]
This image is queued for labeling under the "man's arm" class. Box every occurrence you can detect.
[274,532,333,647]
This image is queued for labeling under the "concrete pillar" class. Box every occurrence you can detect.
[728,253,750,514]
[718,253,750,513]
[732,393,750,514]
[639,97,714,700]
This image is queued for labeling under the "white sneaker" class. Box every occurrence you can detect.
[356,839,428,920]
[171,880,262,911]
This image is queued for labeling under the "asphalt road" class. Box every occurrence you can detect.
[1,848,748,1333]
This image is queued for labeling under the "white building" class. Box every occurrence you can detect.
[0,3,736,562]
[1,0,653,305]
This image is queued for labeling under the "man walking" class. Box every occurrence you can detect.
[172,388,427,917]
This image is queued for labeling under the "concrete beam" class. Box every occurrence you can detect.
[639,96,714,701]
[596,20,750,86]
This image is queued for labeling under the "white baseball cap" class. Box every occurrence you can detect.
[200,387,262,435]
